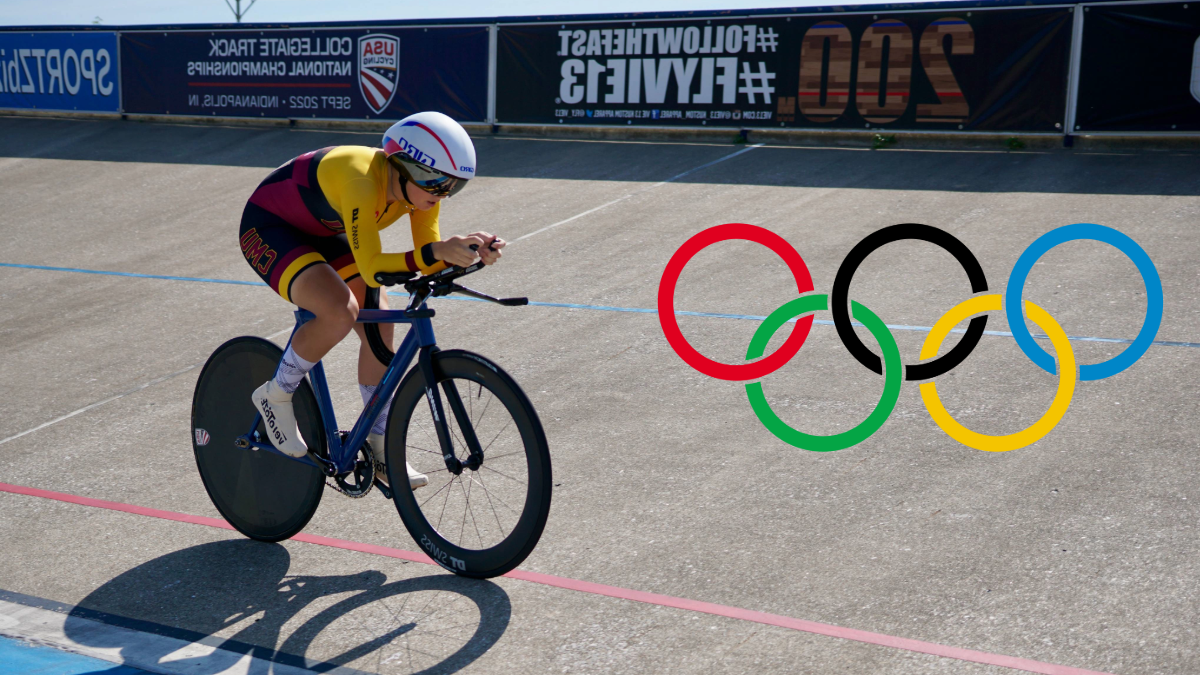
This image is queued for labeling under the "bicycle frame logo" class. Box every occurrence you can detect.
[658,223,1164,452]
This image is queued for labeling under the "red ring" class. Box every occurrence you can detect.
[658,223,815,381]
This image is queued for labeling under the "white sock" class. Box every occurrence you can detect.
[273,344,317,394]
[359,384,393,435]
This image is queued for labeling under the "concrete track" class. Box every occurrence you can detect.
[1,116,1198,674]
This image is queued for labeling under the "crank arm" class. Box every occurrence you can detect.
[234,435,333,474]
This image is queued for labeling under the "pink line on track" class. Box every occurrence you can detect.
[0,482,1115,675]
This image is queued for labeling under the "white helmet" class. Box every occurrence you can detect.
[383,112,476,197]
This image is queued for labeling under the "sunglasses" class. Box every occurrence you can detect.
[389,154,467,197]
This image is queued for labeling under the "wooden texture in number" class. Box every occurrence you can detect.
[855,20,913,124]
[798,21,853,123]
[916,18,975,122]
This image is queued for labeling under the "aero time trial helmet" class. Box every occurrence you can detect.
[382,111,476,198]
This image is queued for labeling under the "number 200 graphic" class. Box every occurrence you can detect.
[778,18,974,125]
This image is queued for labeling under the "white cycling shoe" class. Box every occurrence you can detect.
[368,432,428,490]
[251,380,308,458]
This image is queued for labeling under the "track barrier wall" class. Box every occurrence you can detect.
[1074,2,1200,132]
[0,1,1197,137]
[0,31,120,113]
[497,8,1072,131]
[120,25,489,121]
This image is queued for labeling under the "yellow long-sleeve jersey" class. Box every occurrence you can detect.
[244,145,448,296]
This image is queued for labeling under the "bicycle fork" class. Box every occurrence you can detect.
[419,347,484,475]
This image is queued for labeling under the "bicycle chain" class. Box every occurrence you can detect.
[324,475,370,498]
[320,440,385,499]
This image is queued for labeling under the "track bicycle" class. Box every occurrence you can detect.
[190,256,552,578]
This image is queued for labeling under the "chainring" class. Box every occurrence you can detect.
[329,433,375,498]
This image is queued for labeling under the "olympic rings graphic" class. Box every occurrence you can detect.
[657,222,1163,452]
[831,224,989,381]
[1005,223,1164,381]
[658,223,815,381]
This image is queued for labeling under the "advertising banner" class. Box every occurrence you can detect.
[120,26,489,121]
[496,8,1072,131]
[1074,2,1200,132]
[0,31,120,112]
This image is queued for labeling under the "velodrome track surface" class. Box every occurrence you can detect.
[0,116,1198,674]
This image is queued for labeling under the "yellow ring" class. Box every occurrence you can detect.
[918,294,1076,452]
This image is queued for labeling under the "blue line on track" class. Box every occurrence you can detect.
[0,635,147,674]
[5,261,1198,349]
[0,262,264,286]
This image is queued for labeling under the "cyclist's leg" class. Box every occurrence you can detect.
[290,234,423,486]
[288,265,359,362]
[256,266,356,457]
[240,204,359,363]
[240,206,354,456]
[342,276,427,488]
[290,233,392,386]
[345,276,393,384]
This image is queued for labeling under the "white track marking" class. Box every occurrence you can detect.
[0,597,366,675]
[512,143,764,243]
[0,327,293,447]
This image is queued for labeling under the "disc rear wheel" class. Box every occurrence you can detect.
[191,336,325,542]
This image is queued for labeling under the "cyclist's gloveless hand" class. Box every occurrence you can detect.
[434,233,506,267]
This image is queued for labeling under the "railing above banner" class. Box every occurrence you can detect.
[1,0,1197,138]
[118,24,490,122]
[0,0,1139,32]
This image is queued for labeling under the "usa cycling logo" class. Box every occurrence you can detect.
[658,223,1163,453]
[358,34,399,115]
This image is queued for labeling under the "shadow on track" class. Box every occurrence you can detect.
[2,116,1199,196]
[62,539,510,674]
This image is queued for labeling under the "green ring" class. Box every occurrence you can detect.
[744,294,902,452]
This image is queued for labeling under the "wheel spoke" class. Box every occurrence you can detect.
[435,473,454,531]
[471,471,522,517]
[406,444,442,457]
[466,482,487,548]
[477,473,508,535]
[478,449,523,463]
[467,379,475,429]
[480,417,513,456]
[448,409,469,460]
[458,474,470,545]
[473,389,495,429]
[418,420,440,455]
[417,475,456,509]
[479,463,526,485]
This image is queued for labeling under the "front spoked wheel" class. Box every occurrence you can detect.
[386,350,551,579]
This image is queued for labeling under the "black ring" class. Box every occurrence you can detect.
[830,223,989,381]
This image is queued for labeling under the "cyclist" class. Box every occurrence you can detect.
[239,111,504,489]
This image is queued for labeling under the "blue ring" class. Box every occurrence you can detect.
[1004,223,1163,381]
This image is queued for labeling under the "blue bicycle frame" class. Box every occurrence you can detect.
[236,303,435,476]
[234,254,523,481]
